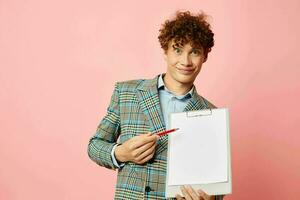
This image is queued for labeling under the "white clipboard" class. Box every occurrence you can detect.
[165,108,232,198]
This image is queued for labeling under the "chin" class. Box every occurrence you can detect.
[175,75,195,85]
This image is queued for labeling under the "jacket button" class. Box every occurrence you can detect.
[145,186,152,192]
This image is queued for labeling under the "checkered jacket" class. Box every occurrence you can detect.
[88,75,224,200]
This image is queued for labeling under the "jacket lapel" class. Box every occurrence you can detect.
[184,87,210,111]
[136,75,166,134]
[136,75,168,155]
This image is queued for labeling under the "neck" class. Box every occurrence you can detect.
[163,74,193,96]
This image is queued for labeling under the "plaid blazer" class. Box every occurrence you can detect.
[88,75,224,200]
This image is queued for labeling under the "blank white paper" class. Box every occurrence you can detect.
[168,109,228,185]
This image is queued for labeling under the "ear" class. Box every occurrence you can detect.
[203,53,208,63]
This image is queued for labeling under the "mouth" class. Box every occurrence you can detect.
[176,67,195,74]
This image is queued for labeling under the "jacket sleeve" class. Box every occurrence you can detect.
[87,83,121,170]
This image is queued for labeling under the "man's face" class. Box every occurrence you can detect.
[164,40,207,87]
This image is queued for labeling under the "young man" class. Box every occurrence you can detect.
[88,11,224,200]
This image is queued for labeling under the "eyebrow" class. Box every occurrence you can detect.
[171,44,201,52]
[172,44,182,49]
[191,48,204,53]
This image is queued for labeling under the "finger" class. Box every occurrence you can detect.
[136,150,155,164]
[136,142,156,162]
[152,133,160,140]
[176,194,185,200]
[133,139,156,157]
[186,185,200,200]
[146,133,159,142]
[131,133,157,149]
[181,185,192,200]
[197,189,209,200]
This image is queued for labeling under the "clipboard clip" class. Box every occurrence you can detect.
[186,109,212,118]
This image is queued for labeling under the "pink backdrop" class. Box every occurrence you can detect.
[1,0,300,199]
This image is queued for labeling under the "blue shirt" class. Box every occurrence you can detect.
[157,74,194,128]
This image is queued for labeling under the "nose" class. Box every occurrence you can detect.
[180,53,192,67]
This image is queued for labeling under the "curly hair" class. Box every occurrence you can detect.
[158,11,214,57]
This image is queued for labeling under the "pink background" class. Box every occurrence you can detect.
[1,0,300,199]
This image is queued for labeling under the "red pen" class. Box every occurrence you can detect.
[157,128,179,137]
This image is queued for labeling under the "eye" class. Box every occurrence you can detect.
[191,49,200,56]
[173,48,182,54]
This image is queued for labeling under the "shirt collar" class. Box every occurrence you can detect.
[157,74,194,100]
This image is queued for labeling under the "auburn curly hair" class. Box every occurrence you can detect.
[158,11,214,57]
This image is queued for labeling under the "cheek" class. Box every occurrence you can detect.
[194,61,205,70]
[166,54,179,65]
[167,60,177,71]
[195,67,202,74]
[192,58,202,65]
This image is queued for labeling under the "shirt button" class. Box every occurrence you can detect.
[145,186,152,192]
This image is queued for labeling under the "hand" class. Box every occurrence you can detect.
[114,132,159,164]
[176,185,215,200]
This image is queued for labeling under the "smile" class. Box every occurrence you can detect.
[176,67,195,74]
